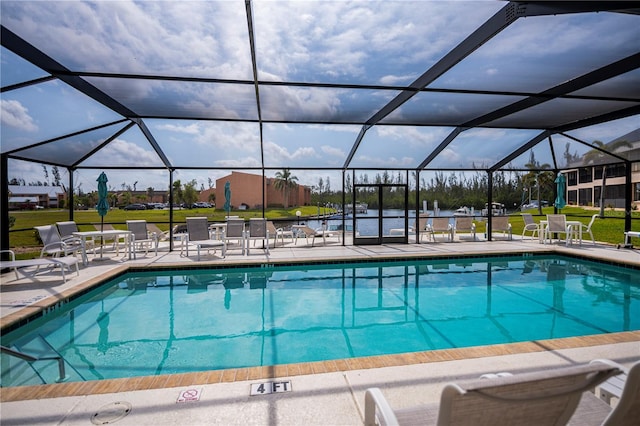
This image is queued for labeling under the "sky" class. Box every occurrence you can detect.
[1,1,639,193]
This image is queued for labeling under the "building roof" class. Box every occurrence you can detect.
[8,185,64,197]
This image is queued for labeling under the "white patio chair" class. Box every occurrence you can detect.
[126,220,159,257]
[453,216,476,241]
[185,217,226,260]
[544,214,572,245]
[364,361,621,426]
[245,218,270,255]
[35,224,87,265]
[521,213,540,240]
[425,217,452,242]
[56,221,95,254]
[223,218,246,255]
[490,216,512,240]
[574,214,598,245]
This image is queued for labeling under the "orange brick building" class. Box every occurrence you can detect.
[215,171,311,209]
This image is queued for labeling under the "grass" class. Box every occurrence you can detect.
[7,206,639,259]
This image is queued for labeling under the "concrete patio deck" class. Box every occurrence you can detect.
[1,236,639,425]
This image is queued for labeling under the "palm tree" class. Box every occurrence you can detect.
[273,169,299,208]
[583,139,632,217]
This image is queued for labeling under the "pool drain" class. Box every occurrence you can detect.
[90,401,132,424]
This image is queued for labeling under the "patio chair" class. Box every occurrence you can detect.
[56,221,95,254]
[490,216,512,240]
[573,214,598,245]
[453,216,476,241]
[245,218,270,255]
[389,214,430,240]
[1,249,80,283]
[294,225,340,247]
[266,221,294,247]
[588,359,640,426]
[223,218,246,255]
[412,213,431,242]
[425,217,452,242]
[185,217,226,260]
[364,361,621,426]
[521,213,540,240]
[35,224,87,265]
[544,214,572,246]
[126,220,160,257]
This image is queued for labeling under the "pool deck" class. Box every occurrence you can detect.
[1,237,639,425]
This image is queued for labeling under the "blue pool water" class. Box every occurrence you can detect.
[2,254,639,387]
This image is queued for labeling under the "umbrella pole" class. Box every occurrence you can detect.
[100,217,104,258]
[92,216,109,261]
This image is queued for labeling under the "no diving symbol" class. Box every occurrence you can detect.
[177,388,202,403]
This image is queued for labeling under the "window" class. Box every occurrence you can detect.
[578,167,592,184]
[566,171,577,186]
[578,188,592,206]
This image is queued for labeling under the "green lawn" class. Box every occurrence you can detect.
[7,206,639,259]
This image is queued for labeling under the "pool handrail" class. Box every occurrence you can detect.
[1,345,66,383]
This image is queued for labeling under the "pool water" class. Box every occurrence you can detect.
[2,255,639,387]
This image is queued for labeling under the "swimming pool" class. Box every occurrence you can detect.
[2,254,638,387]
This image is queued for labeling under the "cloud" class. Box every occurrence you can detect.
[157,123,201,135]
[1,99,38,132]
[264,141,319,162]
[355,154,414,167]
[321,145,345,158]
[1,1,252,78]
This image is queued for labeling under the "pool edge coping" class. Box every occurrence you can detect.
[2,331,638,402]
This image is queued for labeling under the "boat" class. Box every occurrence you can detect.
[344,203,368,214]
[482,202,506,216]
[453,206,474,217]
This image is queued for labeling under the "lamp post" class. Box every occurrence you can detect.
[296,210,301,225]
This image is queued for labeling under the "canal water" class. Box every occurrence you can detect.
[280,209,465,237]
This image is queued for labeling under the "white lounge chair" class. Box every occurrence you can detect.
[0,249,80,283]
[35,224,87,265]
[294,225,340,246]
[126,220,160,257]
[588,359,640,426]
[364,361,621,426]
[267,221,294,247]
[185,217,226,260]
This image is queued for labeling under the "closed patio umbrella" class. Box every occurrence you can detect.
[554,173,566,210]
[223,180,231,218]
[96,172,110,260]
[96,172,109,230]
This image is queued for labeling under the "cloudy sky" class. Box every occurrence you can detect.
[1,1,638,193]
